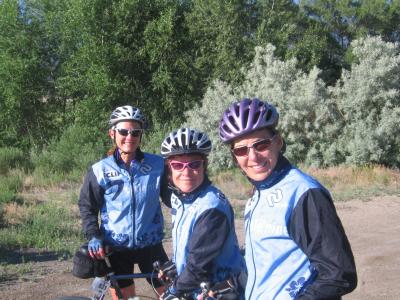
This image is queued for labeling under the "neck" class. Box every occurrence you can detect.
[119,150,135,166]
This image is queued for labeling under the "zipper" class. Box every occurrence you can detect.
[173,199,185,265]
[131,175,136,246]
[246,188,261,299]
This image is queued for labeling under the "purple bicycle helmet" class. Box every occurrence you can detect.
[219,98,279,143]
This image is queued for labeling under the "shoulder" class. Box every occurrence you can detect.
[142,152,164,166]
[285,167,327,192]
[200,185,232,211]
[91,155,118,173]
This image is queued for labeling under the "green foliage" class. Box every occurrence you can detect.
[329,36,400,167]
[0,173,23,205]
[141,118,177,155]
[299,0,400,73]
[186,0,255,86]
[0,147,26,174]
[185,36,400,170]
[0,0,58,150]
[2,0,400,173]
[184,80,236,171]
[0,201,82,253]
[0,147,25,204]
[31,125,108,183]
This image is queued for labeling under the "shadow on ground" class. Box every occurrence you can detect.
[0,246,64,265]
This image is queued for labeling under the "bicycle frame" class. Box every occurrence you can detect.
[91,256,158,300]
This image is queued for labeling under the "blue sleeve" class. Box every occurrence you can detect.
[289,188,357,299]
[174,209,230,293]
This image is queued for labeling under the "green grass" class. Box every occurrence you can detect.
[0,147,27,175]
[0,187,83,259]
[0,171,23,205]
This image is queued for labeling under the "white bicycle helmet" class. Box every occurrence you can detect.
[109,105,147,128]
[161,128,212,158]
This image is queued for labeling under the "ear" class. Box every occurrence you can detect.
[108,128,115,139]
[275,134,285,152]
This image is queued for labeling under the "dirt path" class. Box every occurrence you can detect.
[1,195,399,300]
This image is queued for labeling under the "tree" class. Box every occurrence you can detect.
[185,0,255,87]
[0,0,54,149]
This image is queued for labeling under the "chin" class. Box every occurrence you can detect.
[247,171,270,182]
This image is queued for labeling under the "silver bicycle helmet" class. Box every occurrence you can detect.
[109,105,147,128]
[161,128,212,158]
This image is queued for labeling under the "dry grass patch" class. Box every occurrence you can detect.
[1,202,28,226]
[305,165,400,201]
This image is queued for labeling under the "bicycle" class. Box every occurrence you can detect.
[55,245,161,300]
[56,245,240,300]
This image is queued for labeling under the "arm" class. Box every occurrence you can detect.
[78,168,104,240]
[160,171,172,208]
[289,188,357,300]
[174,209,230,294]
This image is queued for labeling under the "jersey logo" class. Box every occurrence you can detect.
[139,163,152,174]
[265,188,283,207]
[217,192,228,203]
[104,171,119,178]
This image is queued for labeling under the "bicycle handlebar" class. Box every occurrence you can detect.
[112,273,158,280]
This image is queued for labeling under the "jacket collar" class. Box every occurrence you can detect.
[171,176,212,203]
[251,155,292,190]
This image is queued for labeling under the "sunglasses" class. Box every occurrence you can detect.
[231,136,276,157]
[169,160,204,171]
[116,128,143,137]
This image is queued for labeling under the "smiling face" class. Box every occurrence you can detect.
[232,128,283,182]
[108,121,142,155]
[168,154,206,194]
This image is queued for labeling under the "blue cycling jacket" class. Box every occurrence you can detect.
[245,156,357,300]
[79,149,164,248]
[163,178,246,294]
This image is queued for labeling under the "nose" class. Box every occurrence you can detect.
[181,166,192,174]
[247,146,258,161]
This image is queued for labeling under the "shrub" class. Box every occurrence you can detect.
[0,147,26,175]
[330,36,400,167]
[185,37,400,169]
[0,174,23,205]
[141,118,176,155]
[31,125,108,184]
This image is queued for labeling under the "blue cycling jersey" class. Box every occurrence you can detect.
[167,179,245,294]
[244,156,357,299]
[79,149,165,248]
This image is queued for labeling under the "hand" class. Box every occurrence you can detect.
[158,260,177,283]
[88,237,105,259]
[160,285,181,300]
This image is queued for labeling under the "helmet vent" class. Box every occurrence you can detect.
[265,109,272,121]
[228,115,238,131]
[253,110,261,126]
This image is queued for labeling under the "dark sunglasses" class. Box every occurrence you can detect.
[116,128,143,137]
[231,136,276,157]
[169,160,204,171]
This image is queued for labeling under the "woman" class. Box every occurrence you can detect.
[159,128,246,300]
[218,98,357,300]
[78,105,168,300]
